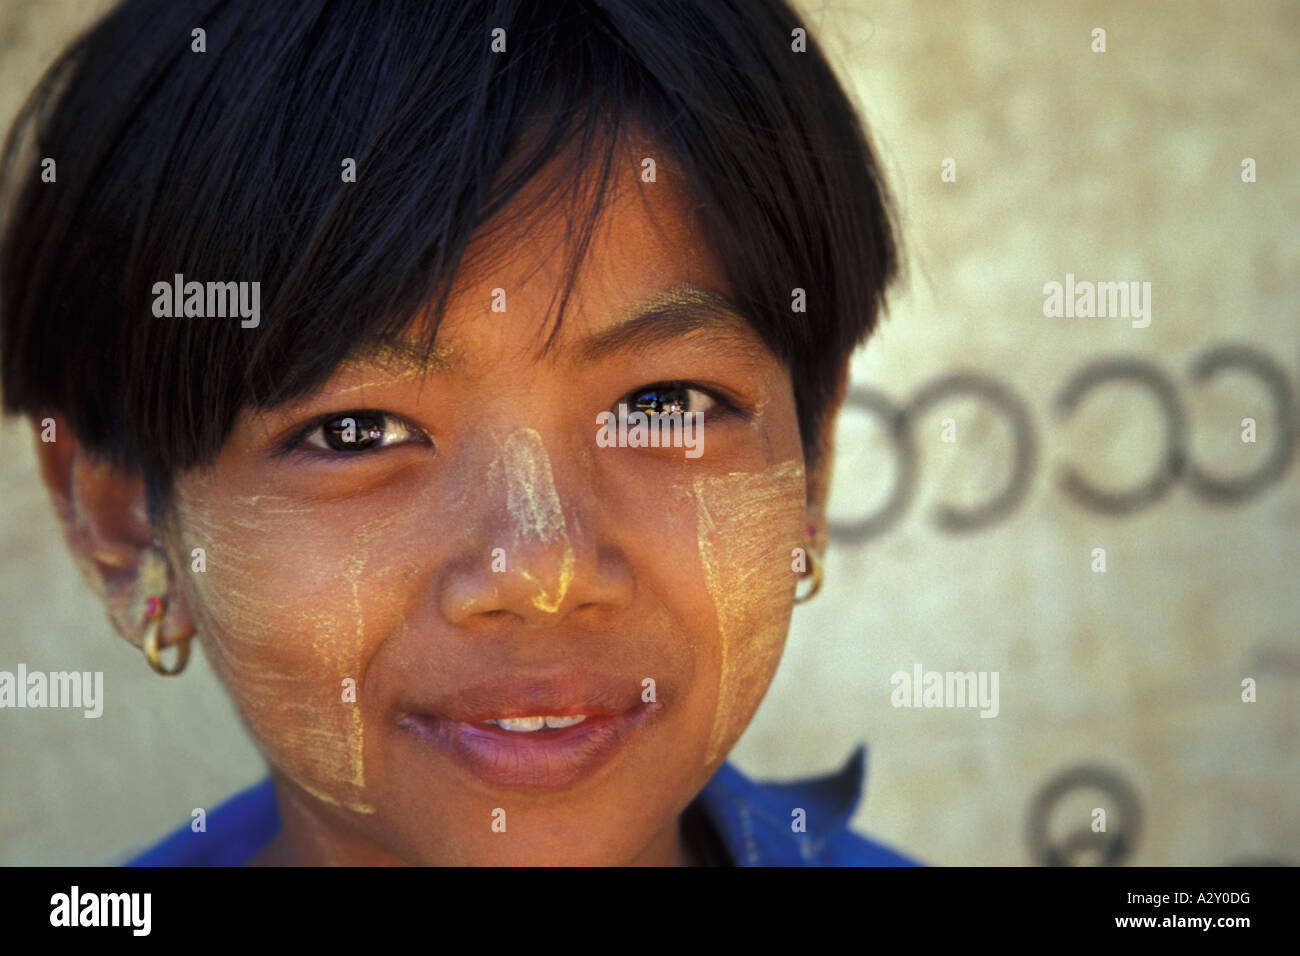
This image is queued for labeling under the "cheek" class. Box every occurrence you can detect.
[173,489,411,815]
[692,459,806,764]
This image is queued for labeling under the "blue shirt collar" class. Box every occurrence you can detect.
[126,744,917,866]
[697,744,871,865]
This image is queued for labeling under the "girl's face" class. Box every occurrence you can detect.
[163,156,811,865]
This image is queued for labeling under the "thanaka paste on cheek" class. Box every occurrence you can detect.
[173,492,375,814]
[492,428,575,614]
[693,459,805,765]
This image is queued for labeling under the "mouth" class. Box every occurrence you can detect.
[395,672,661,790]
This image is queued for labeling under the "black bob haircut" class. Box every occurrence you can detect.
[1,0,898,521]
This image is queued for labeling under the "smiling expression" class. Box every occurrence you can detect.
[162,137,810,865]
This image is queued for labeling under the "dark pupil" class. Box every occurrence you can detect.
[630,386,688,415]
[323,414,384,451]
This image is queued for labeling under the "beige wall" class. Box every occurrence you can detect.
[1,0,1296,865]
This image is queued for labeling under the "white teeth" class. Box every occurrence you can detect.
[495,716,546,732]
[543,715,588,728]
[484,715,589,732]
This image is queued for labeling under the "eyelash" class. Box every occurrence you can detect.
[284,410,431,457]
[615,381,740,419]
[282,381,744,457]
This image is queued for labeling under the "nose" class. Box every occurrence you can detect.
[439,427,632,627]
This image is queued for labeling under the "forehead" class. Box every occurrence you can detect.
[353,132,771,373]
[464,135,726,321]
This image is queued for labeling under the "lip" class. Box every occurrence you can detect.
[395,673,660,790]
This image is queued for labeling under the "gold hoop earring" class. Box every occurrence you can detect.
[794,547,823,604]
[142,596,190,676]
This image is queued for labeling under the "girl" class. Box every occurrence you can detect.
[1,0,912,866]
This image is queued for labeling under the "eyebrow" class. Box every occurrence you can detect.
[572,286,769,366]
[338,338,458,376]
[341,285,767,374]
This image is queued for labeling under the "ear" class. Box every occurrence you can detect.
[31,414,196,656]
[803,358,853,554]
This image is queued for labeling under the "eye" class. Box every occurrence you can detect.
[296,411,429,454]
[616,383,719,417]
